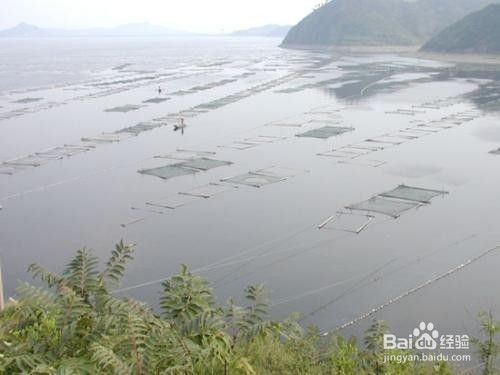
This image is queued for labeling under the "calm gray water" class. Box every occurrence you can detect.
[1,36,500,345]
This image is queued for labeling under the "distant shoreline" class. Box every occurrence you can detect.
[410,51,500,66]
[281,43,500,66]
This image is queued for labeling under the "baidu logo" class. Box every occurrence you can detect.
[413,322,439,350]
[384,322,468,351]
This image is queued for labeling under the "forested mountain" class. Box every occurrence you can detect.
[282,0,498,47]
[421,4,500,54]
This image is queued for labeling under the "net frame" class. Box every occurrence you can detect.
[104,104,143,113]
[177,158,232,171]
[346,196,421,218]
[318,212,374,234]
[219,142,259,150]
[180,183,236,198]
[254,166,305,178]
[367,135,409,145]
[143,97,170,104]
[138,165,196,180]
[351,142,387,151]
[146,193,202,209]
[154,150,216,161]
[221,172,285,188]
[317,150,361,159]
[379,185,448,204]
[4,155,51,167]
[338,159,386,168]
[296,126,353,139]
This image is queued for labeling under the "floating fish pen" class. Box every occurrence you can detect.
[346,185,449,219]
[296,126,353,139]
[318,211,375,234]
[93,75,160,87]
[347,196,421,218]
[219,141,261,151]
[318,147,369,159]
[385,109,421,116]
[12,97,43,104]
[138,158,232,181]
[81,132,136,144]
[179,183,237,199]
[142,97,170,104]
[104,104,143,113]
[170,78,238,96]
[366,136,407,145]
[35,145,93,159]
[244,135,285,144]
[221,166,304,188]
[338,159,386,168]
[265,121,304,128]
[154,149,216,161]
[3,155,53,168]
[147,193,202,210]
[118,122,161,135]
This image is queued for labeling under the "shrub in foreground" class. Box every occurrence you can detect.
[0,242,465,374]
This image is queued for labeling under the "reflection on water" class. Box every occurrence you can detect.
[1,37,500,340]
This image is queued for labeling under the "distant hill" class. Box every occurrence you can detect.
[421,4,500,54]
[231,25,291,38]
[282,0,499,48]
[0,23,188,37]
[0,23,68,37]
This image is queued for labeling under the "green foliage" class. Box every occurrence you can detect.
[0,241,472,374]
[472,311,500,375]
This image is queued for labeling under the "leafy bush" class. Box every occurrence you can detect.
[0,242,461,374]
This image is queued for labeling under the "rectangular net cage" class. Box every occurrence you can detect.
[254,166,304,179]
[220,142,259,150]
[119,122,160,135]
[13,97,43,104]
[81,133,134,144]
[266,121,304,128]
[244,136,284,144]
[146,193,202,209]
[138,165,197,180]
[180,183,236,198]
[398,129,427,138]
[318,212,374,234]
[347,196,421,218]
[4,154,52,167]
[379,185,448,204]
[296,126,353,139]
[411,125,441,133]
[339,159,386,168]
[177,158,232,171]
[318,150,360,159]
[138,158,231,180]
[0,165,20,175]
[221,172,285,188]
[367,135,409,145]
[221,166,302,188]
[143,97,170,104]
[104,104,143,113]
[155,150,216,161]
[349,142,386,151]
[36,145,92,159]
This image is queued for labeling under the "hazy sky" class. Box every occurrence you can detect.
[1,0,319,32]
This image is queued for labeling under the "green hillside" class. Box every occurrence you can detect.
[282,0,498,47]
[421,4,500,53]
